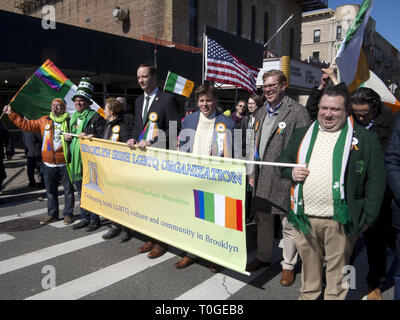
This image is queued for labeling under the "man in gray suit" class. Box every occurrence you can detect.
[247,70,310,287]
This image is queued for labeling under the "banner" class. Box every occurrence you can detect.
[80,139,248,274]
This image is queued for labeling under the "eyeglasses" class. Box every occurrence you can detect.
[262,83,281,90]
[318,106,346,113]
[237,104,246,108]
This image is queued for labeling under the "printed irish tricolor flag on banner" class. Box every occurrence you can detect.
[335,0,373,93]
[9,59,104,120]
[164,71,195,98]
[193,189,243,232]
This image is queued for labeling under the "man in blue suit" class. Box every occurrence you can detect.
[174,83,236,272]
[127,64,182,258]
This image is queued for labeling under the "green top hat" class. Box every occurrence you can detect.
[72,77,94,105]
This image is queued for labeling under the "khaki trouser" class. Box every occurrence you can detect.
[256,212,299,270]
[293,217,359,300]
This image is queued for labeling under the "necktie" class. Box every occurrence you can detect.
[143,96,150,124]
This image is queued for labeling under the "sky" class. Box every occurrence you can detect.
[327,0,400,50]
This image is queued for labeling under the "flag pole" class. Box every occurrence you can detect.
[263,13,294,49]
[0,111,4,120]
[163,70,170,92]
[202,33,206,84]
[154,36,158,70]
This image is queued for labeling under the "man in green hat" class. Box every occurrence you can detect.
[64,77,106,232]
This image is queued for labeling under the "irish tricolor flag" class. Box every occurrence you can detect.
[335,0,373,93]
[164,71,195,98]
[193,190,243,232]
[360,70,400,113]
[9,59,104,120]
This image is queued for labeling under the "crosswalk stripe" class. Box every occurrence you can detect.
[0,201,80,224]
[0,234,15,243]
[25,252,175,300]
[0,208,47,223]
[175,251,260,300]
[0,230,107,276]
[48,220,79,228]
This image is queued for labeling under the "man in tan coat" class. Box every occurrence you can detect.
[247,70,310,287]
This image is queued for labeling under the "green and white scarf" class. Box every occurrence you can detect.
[288,117,354,234]
[69,109,96,183]
[49,112,71,180]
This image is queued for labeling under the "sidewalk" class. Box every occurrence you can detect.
[1,148,42,196]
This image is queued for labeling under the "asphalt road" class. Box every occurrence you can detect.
[0,149,396,302]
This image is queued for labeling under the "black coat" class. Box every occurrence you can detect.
[384,112,400,230]
[102,114,133,143]
[132,89,182,149]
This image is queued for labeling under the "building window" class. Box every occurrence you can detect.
[251,6,256,41]
[336,26,342,40]
[263,11,268,43]
[236,0,242,36]
[189,0,198,47]
[313,51,320,60]
[313,29,320,43]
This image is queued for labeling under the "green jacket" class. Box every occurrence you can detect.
[278,123,386,236]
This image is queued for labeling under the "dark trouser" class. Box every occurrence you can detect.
[42,164,75,218]
[364,226,387,289]
[27,156,42,183]
[74,180,99,222]
[394,230,400,300]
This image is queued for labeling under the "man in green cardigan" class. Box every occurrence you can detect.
[278,85,386,300]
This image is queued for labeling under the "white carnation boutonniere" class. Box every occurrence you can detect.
[277,122,286,135]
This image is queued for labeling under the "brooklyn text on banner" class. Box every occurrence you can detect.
[80,139,248,274]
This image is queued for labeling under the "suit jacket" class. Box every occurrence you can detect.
[251,95,311,215]
[132,89,182,149]
[279,123,386,237]
[178,110,235,156]
[385,113,400,230]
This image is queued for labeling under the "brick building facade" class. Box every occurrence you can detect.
[1,0,325,59]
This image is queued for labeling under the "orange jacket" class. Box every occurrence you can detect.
[9,112,67,165]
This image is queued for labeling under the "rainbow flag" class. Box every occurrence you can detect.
[10,59,104,120]
[193,189,243,232]
[33,60,68,91]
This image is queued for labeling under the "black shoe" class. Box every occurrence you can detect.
[102,227,121,240]
[29,181,37,188]
[85,220,100,232]
[119,230,132,243]
[72,219,90,230]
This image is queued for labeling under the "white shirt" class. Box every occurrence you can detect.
[142,87,159,119]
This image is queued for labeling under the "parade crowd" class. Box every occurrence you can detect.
[1,64,400,300]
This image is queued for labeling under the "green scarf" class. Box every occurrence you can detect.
[69,109,96,182]
[288,118,353,234]
[49,112,72,181]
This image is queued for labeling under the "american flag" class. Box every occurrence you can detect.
[205,36,259,93]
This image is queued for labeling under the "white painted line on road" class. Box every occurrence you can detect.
[175,251,261,300]
[48,220,79,229]
[0,230,108,276]
[0,234,15,243]
[0,201,80,224]
[25,252,175,300]
[0,208,47,223]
